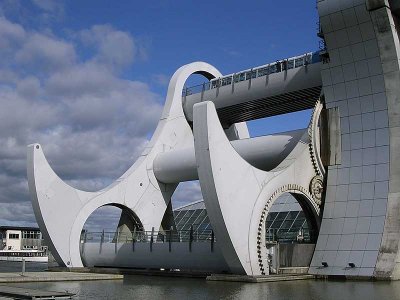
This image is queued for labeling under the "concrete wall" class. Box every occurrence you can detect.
[368,1,400,279]
[82,242,230,273]
[310,0,400,279]
[279,244,316,267]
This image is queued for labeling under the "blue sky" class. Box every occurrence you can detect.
[0,0,320,230]
[4,1,319,92]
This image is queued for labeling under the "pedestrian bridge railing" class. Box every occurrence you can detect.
[81,227,316,245]
[182,51,322,97]
[265,228,316,244]
[81,228,215,244]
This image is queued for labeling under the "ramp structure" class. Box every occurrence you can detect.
[27,0,400,279]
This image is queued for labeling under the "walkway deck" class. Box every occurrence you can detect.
[0,271,123,283]
[0,285,74,299]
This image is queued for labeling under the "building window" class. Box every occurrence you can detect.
[8,234,19,239]
[22,231,41,239]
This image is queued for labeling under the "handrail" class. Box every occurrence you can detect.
[182,51,321,97]
[265,228,316,243]
[81,228,313,244]
[82,227,315,244]
[81,229,215,244]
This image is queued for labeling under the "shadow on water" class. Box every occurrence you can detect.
[0,261,49,273]
[3,273,400,300]
[1,263,399,299]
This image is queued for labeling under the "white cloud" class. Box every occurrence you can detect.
[79,25,136,70]
[0,87,59,137]
[31,0,61,12]
[30,0,65,25]
[15,32,76,71]
[83,206,122,232]
[16,76,41,98]
[0,17,165,230]
[172,181,202,209]
[0,17,25,48]
[152,74,170,87]
[0,69,19,84]
[0,202,37,227]
[46,62,118,97]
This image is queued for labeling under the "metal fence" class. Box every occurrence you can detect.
[265,228,316,244]
[82,228,315,245]
[81,228,214,244]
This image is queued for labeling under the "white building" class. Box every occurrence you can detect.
[0,226,45,251]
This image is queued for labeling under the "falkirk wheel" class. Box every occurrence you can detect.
[28,0,400,279]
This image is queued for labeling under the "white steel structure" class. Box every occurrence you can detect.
[27,0,400,279]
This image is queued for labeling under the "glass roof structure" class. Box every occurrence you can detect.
[173,194,312,243]
[173,200,211,236]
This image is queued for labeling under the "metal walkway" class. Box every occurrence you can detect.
[183,51,323,126]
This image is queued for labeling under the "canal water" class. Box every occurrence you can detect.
[1,262,400,299]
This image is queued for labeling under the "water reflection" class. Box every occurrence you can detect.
[0,261,48,272]
[5,275,400,300]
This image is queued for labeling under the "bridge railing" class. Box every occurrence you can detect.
[82,228,316,245]
[183,51,321,97]
[265,228,317,244]
[81,228,215,244]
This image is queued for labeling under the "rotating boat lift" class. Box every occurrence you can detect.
[27,60,326,275]
[27,0,400,279]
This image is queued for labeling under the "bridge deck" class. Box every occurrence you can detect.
[183,62,322,126]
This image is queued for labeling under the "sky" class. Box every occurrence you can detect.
[0,0,319,231]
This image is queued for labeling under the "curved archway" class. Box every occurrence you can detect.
[257,187,320,275]
[80,203,144,266]
[291,193,320,243]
